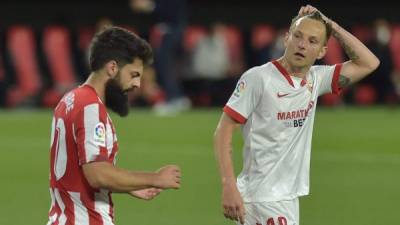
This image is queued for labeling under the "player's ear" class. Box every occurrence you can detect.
[317,45,327,60]
[283,31,290,48]
[105,60,119,78]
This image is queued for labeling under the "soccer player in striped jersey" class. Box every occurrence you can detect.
[214,5,380,225]
[46,27,181,225]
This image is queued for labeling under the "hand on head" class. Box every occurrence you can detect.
[298,5,331,24]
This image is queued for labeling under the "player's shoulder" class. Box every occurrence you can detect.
[241,62,274,82]
[67,85,103,110]
[310,64,336,75]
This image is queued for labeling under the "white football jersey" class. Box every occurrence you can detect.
[224,60,342,203]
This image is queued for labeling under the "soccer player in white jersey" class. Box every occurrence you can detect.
[214,5,380,225]
[46,27,181,225]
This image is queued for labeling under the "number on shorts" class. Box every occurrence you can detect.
[266,217,287,225]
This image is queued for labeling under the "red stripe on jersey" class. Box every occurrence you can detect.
[108,192,115,223]
[75,107,87,164]
[78,192,104,225]
[272,60,295,88]
[98,102,111,162]
[331,63,343,95]
[60,191,76,225]
[48,189,61,225]
[223,105,247,124]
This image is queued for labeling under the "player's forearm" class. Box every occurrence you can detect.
[214,119,237,186]
[84,162,159,192]
[214,140,236,185]
[331,21,380,76]
[102,168,159,193]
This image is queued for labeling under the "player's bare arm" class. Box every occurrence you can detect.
[214,113,245,224]
[82,162,181,193]
[299,5,380,87]
[339,75,351,88]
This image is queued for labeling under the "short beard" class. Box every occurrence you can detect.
[105,75,129,117]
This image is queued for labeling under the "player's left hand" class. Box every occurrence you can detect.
[129,188,162,200]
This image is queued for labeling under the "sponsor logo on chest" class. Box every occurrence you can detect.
[276,101,315,128]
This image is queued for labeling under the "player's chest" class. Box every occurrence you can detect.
[262,79,316,112]
[255,79,317,129]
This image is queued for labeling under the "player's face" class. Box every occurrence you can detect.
[118,58,144,93]
[284,17,327,68]
[104,58,143,117]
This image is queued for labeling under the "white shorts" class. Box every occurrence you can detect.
[236,198,299,225]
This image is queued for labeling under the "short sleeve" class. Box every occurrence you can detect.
[224,69,264,124]
[74,103,110,165]
[314,64,343,96]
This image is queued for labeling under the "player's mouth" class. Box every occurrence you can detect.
[294,52,306,59]
[123,87,136,95]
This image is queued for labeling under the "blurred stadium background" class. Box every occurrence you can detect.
[0,0,399,224]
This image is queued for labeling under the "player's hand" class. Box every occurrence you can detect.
[155,165,181,189]
[222,182,245,224]
[298,4,318,16]
[129,188,162,200]
[298,5,331,24]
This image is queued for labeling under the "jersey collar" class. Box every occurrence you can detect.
[272,60,308,88]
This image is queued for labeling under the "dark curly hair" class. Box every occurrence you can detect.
[88,26,153,71]
[290,11,333,45]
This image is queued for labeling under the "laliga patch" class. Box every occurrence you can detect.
[233,80,246,98]
[93,122,106,147]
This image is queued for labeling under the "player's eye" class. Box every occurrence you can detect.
[131,72,140,78]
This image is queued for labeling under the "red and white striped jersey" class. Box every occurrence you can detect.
[47,84,119,225]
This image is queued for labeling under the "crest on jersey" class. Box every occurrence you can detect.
[233,80,246,98]
[306,80,313,93]
[94,122,106,147]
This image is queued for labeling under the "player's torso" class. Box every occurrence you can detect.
[243,63,318,148]
[47,86,118,225]
[49,87,119,192]
[238,63,322,201]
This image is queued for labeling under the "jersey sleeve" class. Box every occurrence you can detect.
[223,69,264,124]
[74,103,110,165]
[313,63,343,96]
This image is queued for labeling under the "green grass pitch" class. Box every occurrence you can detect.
[0,107,399,225]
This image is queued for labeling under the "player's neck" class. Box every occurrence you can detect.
[278,57,310,79]
[84,72,106,102]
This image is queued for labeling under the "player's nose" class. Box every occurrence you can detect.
[132,80,141,89]
[297,40,306,49]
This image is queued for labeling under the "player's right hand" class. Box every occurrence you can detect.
[155,165,181,189]
[222,182,245,224]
